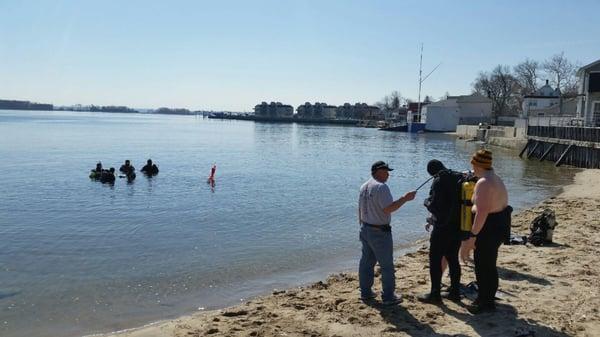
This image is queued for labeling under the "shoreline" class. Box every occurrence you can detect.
[107,169,600,337]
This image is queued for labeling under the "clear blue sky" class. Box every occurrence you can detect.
[1,0,599,111]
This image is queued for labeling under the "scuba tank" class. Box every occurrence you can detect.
[460,180,476,234]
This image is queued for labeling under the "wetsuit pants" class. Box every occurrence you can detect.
[429,227,461,295]
[474,207,511,306]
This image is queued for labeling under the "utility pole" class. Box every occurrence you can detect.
[417,43,423,123]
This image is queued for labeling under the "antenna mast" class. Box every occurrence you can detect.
[417,43,423,123]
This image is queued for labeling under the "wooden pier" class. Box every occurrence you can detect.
[519,126,600,168]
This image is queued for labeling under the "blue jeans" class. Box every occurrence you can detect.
[359,225,396,301]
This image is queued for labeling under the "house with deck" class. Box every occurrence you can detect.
[576,58,600,126]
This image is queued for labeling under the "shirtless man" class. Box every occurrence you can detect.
[462,149,511,314]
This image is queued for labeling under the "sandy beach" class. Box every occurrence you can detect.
[109,169,600,337]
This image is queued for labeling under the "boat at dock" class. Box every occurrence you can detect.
[379,122,408,132]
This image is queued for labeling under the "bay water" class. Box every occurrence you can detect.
[0,110,575,337]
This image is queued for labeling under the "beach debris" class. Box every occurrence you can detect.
[221,309,248,317]
[309,281,328,290]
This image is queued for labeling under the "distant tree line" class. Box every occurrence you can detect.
[88,105,138,113]
[472,52,579,118]
[0,99,53,111]
[155,107,192,115]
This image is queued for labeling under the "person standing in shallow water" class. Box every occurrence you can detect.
[463,149,512,314]
[141,159,159,176]
[119,160,136,181]
[358,161,416,305]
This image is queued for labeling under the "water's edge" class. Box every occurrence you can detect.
[95,167,578,337]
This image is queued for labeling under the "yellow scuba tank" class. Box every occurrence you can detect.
[460,181,476,232]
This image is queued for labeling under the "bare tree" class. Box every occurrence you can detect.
[376,91,404,110]
[472,65,520,119]
[543,52,577,94]
[514,59,540,95]
[390,91,403,109]
[375,95,391,110]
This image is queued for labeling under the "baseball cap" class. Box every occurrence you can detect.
[371,161,394,173]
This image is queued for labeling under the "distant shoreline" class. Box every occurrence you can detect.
[208,114,360,126]
[0,108,226,117]
[0,108,364,125]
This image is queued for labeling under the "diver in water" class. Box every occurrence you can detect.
[90,162,103,179]
[119,160,136,181]
[141,159,159,176]
[100,167,116,184]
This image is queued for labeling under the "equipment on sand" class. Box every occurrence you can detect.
[528,209,557,246]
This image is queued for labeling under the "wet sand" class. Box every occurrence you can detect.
[109,169,600,337]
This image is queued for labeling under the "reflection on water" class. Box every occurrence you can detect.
[0,110,575,337]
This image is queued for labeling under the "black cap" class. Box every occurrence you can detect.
[371,161,393,173]
[427,159,446,176]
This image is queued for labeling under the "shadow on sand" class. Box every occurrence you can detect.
[365,300,467,337]
[363,299,570,336]
[498,266,552,286]
[441,302,571,337]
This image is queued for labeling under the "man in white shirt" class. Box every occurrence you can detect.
[358,161,416,305]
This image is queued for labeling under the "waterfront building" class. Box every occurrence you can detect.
[382,106,408,122]
[521,80,562,117]
[335,103,381,120]
[421,94,492,132]
[254,102,294,118]
[576,58,600,126]
[296,102,337,119]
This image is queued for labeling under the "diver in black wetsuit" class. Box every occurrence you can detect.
[418,159,463,304]
[100,167,116,184]
[141,159,159,176]
[119,160,136,181]
[90,162,103,179]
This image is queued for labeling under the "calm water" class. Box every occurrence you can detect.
[0,110,575,337]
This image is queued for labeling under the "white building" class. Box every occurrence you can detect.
[521,80,561,117]
[576,58,600,126]
[421,94,492,132]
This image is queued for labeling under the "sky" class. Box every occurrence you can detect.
[1,0,600,111]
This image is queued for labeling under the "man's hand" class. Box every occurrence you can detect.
[462,237,476,254]
[384,190,417,214]
[403,190,417,201]
[460,239,475,264]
